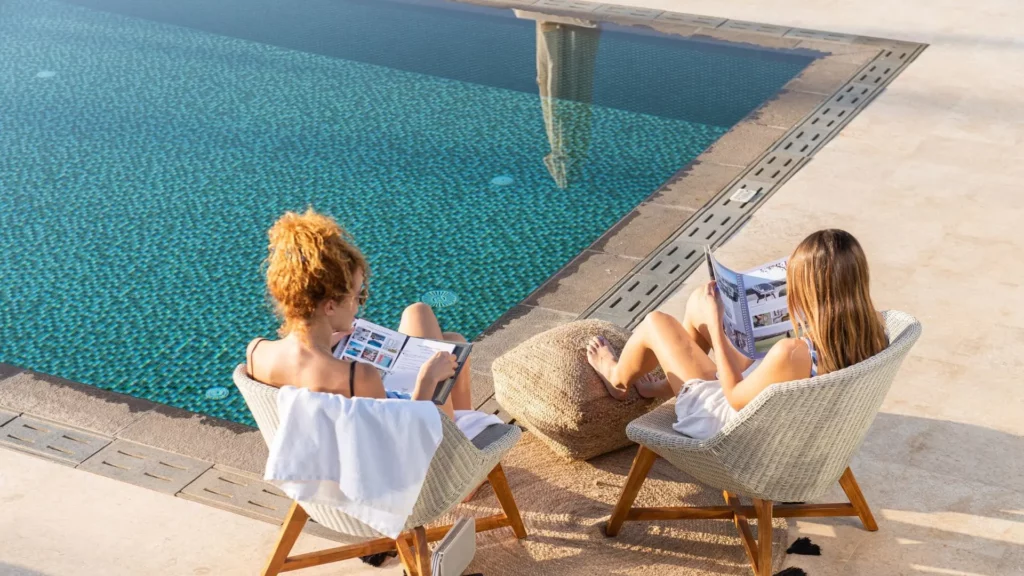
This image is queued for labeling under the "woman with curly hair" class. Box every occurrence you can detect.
[245,208,471,420]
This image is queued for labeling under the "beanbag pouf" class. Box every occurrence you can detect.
[492,319,662,460]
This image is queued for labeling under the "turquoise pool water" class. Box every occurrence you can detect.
[0,0,813,423]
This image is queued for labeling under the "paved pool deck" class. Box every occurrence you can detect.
[643,0,1024,574]
[1,0,1022,574]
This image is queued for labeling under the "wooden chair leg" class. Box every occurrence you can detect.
[488,464,527,539]
[839,467,878,531]
[396,535,417,576]
[724,491,758,574]
[263,501,310,576]
[414,526,431,576]
[753,499,774,576]
[605,445,658,537]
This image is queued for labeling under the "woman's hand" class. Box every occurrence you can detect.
[700,280,724,330]
[419,351,458,385]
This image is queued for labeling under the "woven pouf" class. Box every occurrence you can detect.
[492,319,663,461]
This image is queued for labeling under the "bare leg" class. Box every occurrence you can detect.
[681,288,713,354]
[398,303,465,419]
[681,287,754,375]
[396,307,481,501]
[589,311,718,397]
[441,331,472,412]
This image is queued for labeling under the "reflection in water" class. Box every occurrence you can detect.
[532,17,600,189]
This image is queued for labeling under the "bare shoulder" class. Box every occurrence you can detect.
[353,360,383,382]
[337,358,385,398]
[763,337,812,377]
[767,337,808,358]
[245,337,262,356]
[245,337,274,369]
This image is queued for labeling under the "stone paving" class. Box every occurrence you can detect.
[1,0,1022,575]
[640,0,1024,573]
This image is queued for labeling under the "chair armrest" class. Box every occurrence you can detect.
[472,424,522,461]
[626,403,715,454]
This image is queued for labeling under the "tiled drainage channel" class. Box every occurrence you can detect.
[582,43,926,329]
[0,412,294,523]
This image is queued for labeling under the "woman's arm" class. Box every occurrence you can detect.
[698,281,749,399]
[350,361,387,399]
[700,282,809,410]
[717,339,810,410]
[708,326,747,404]
[412,351,458,419]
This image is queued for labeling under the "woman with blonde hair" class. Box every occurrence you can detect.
[246,208,472,420]
[587,229,888,439]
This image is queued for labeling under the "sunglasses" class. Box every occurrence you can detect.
[356,283,369,307]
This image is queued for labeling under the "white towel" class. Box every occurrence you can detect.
[264,386,443,538]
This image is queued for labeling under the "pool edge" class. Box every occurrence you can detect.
[0,1,926,525]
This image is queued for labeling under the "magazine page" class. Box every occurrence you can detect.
[334,320,470,395]
[389,337,457,376]
[336,319,408,372]
[707,249,753,357]
[386,338,465,394]
[739,258,793,357]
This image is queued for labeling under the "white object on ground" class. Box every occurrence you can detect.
[432,517,476,576]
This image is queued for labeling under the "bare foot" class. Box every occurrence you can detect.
[587,336,627,400]
[635,373,670,399]
[587,336,667,400]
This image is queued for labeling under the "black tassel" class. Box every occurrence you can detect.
[786,537,822,555]
[774,568,807,576]
[359,550,397,567]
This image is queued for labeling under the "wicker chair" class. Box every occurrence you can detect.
[605,311,921,576]
[233,366,527,576]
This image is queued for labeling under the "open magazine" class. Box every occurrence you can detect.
[705,247,792,359]
[333,318,472,404]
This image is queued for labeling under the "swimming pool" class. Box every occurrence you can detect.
[0,0,813,423]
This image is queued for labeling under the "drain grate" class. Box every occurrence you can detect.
[204,386,231,400]
[784,29,858,43]
[79,440,212,494]
[595,4,663,19]
[0,408,17,428]
[654,12,727,28]
[583,41,925,329]
[532,0,600,12]
[718,20,791,37]
[421,289,459,308]
[0,416,110,465]
[180,467,293,521]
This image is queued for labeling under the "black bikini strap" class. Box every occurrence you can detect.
[349,361,357,397]
[247,338,267,378]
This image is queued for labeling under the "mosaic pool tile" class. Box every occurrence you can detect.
[0,0,810,424]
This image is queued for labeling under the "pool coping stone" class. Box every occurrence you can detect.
[77,439,214,495]
[0,414,111,466]
[0,0,926,531]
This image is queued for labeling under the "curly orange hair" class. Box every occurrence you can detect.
[265,208,368,337]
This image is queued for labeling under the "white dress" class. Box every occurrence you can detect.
[672,360,762,440]
[673,337,822,439]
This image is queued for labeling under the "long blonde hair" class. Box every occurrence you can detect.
[787,229,887,374]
